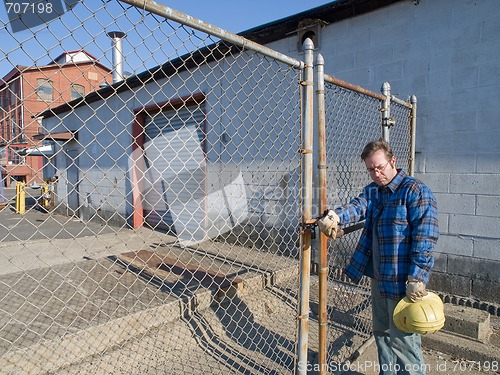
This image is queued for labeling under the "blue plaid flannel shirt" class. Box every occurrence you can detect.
[336,169,439,300]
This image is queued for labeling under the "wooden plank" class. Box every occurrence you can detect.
[118,249,242,290]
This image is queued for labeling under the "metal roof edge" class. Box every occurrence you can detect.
[40,0,402,119]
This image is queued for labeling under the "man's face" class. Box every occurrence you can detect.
[364,149,397,186]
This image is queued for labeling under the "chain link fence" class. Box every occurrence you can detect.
[0,0,414,373]
[389,96,415,174]
[322,84,381,363]
[317,74,414,365]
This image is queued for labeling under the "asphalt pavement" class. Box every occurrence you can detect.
[0,187,117,243]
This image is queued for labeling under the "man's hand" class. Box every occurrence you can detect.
[406,276,427,302]
[317,209,340,239]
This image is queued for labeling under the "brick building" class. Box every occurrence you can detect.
[0,50,111,187]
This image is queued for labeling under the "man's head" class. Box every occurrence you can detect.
[361,139,398,186]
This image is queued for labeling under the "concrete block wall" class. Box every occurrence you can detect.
[305,0,500,303]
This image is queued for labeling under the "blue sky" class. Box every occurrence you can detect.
[165,0,333,33]
[0,0,334,76]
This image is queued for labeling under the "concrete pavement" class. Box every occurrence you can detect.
[0,186,499,374]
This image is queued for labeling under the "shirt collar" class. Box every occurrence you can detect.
[382,168,407,193]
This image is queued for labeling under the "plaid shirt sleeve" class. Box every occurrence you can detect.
[333,186,374,225]
[406,180,439,284]
[335,184,378,284]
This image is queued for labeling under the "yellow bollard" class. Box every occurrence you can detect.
[15,183,19,212]
[15,182,25,214]
[42,183,49,209]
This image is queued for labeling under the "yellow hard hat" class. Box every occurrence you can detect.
[393,292,445,335]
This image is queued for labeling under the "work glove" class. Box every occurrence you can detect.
[317,209,340,239]
[406,276,427,302]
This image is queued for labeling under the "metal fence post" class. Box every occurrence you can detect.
[296,37,314,375]
[381,82,393,142]
[315,53,329,374]
[409,95,417,176]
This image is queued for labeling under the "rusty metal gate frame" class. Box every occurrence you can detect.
[314,52,416,372]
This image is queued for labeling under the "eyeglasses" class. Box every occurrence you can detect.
[367,161,390,173]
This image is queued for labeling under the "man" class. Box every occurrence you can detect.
[318,139,439,375]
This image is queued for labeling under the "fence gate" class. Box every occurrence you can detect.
[314,54,416,370]
[0,0,414,373]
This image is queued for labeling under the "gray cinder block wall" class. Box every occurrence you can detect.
[280,0,500,304]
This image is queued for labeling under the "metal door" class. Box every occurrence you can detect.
[66,148,80,217]
[142,105,206,244]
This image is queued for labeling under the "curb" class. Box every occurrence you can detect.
[422,330,500,364]
[422,305,499,364]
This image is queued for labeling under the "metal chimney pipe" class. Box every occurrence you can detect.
[107,31,126,83]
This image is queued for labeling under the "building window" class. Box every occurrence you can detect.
[9,81,17,105]
[0,91,5,108]
[10,115,23,141]
[36,79,53,101]
[70,84,85,100]
[8,146,24,165]
[11,117,17,139]
[0,147,6,165]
